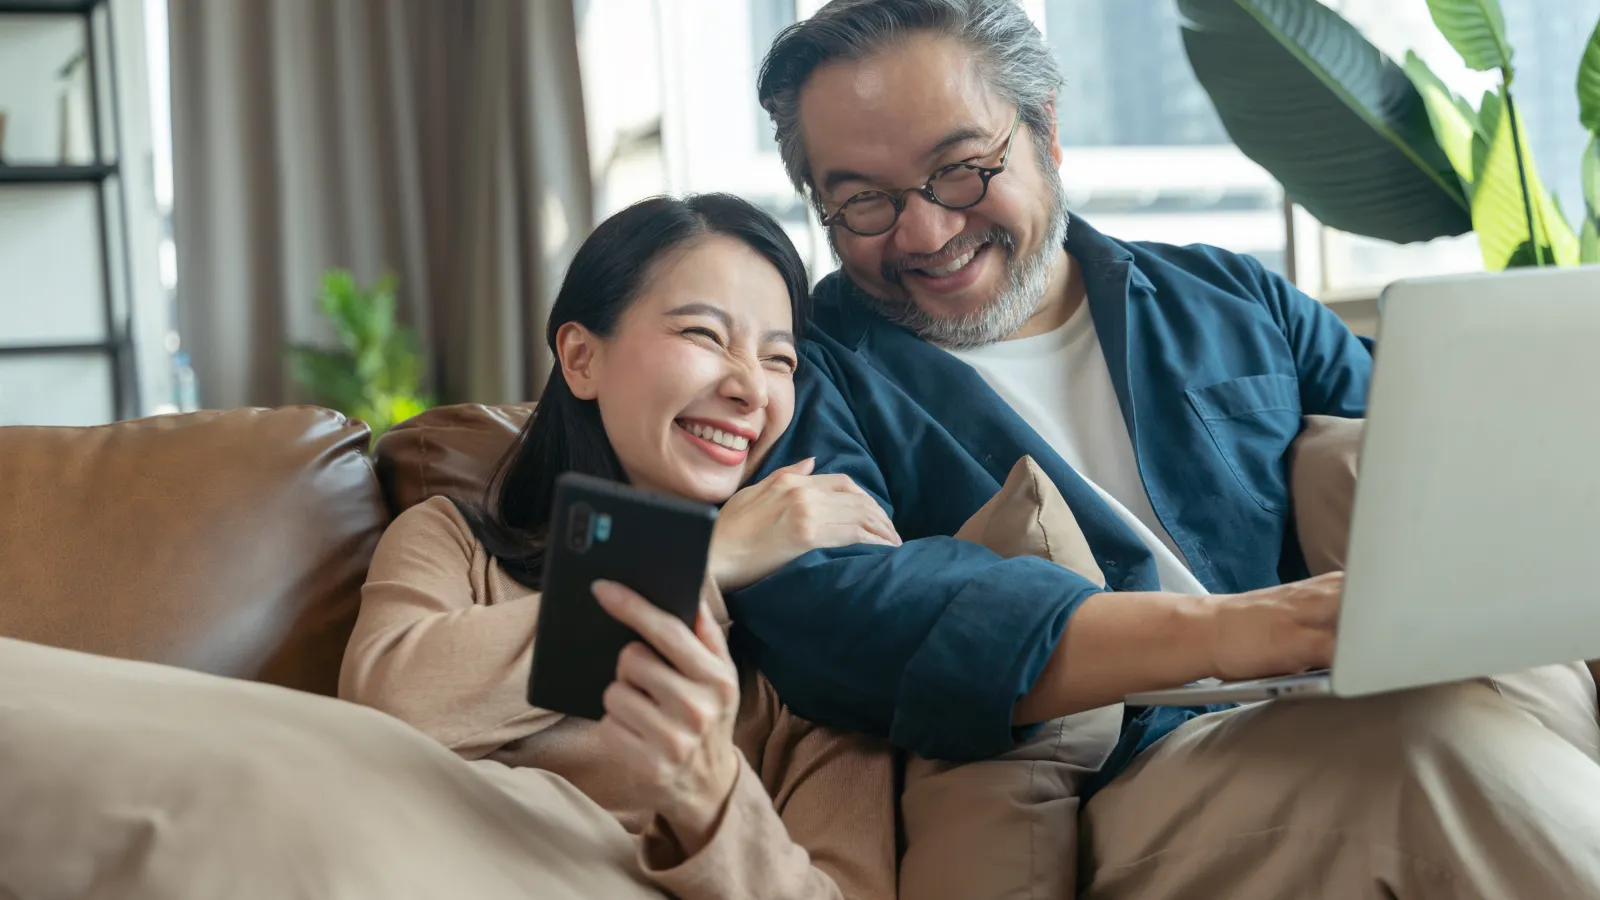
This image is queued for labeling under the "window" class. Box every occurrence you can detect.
[580,0,1596,306]
[1302,0,1600,298]
[749,0,797,152]
[1042,0,1287,276]
[579,0,828,280]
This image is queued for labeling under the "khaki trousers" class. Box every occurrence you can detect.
[1081,664,1600,899]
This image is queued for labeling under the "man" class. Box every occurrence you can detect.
[727,0,1600,895]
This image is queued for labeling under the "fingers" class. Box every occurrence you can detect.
[602,679,681,747]
[859,509,902,546]
[695,601,733,661]
[763,457,816,480]
[802,472,876,496]
[617,641,727,734]
[594,581,725,685]
[826,496,901,548]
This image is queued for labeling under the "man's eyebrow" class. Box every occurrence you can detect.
[763,329,797,346]
[818,123,995,195]
[925,123,992,160]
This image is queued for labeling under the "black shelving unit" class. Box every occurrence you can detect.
[0,0,138,420]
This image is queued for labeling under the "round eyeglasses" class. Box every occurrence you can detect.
[819,112,1023,237]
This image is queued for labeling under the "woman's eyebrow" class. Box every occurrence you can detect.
[664,303,733,327]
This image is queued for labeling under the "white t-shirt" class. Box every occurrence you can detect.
[947,304,1210,595]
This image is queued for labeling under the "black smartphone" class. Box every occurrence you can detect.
[527,472,719,720]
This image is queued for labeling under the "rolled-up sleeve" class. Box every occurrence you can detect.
[729,342,1104,762]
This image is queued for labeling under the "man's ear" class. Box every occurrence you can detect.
[555,321,603,400]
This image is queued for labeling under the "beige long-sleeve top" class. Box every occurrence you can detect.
[339,496,897,900]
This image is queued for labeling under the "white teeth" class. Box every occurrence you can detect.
[679,421,750,451]
[921,247,979,278]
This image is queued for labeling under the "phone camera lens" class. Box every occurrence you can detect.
[568,503,594,553]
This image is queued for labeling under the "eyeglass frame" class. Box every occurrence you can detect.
[817,111,1025,237]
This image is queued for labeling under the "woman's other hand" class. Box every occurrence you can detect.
[593,580,742,855]
[710,458,901,591]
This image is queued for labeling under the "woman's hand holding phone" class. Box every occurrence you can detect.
[592,579,742,856]
[710,458,902,591]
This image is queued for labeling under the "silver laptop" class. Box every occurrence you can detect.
[1127,264,1600,707]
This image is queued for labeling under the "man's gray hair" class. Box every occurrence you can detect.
[757,0,1063,201]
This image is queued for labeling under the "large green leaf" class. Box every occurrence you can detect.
[1578,18,1600,133]
[1425,0,1514,77]
[1471,90,1579,268]
[1586,136,1600,214]
[1584,136,1600,264]
[1179,0,1473,243]
[1404,52,1479,189]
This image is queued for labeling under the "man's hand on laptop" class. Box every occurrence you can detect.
[1204,572,1342,682]
[1015,573,1344,724]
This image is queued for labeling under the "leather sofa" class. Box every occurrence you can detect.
[0,402,532,698]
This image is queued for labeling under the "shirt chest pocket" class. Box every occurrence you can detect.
[1184,373,1302,514]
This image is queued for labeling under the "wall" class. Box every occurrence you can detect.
[0,0,169,426]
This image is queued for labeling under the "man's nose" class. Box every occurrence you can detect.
[891,193,966,258]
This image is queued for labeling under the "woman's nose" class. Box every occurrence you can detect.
[720,356,768,409]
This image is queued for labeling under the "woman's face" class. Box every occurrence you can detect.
[558,235,799,505]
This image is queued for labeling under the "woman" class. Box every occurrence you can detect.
[340,194,901,900]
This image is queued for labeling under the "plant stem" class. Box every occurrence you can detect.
[1504,86,1543,266]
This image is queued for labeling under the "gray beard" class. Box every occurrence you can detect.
[838,167,1071,351]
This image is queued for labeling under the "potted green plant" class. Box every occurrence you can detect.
[1178,0,1600,270]
[286,270,433,444]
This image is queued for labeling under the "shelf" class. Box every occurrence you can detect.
[0,164,117,184]
[0,341,118,357]
[0,0,100,13]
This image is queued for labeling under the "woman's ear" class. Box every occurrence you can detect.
[555,322,603,400]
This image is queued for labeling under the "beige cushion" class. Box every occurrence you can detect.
[0,635,669,900]
[1289,414,1363,574]
[899,456,1123,900]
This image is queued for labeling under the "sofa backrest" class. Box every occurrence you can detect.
[0,407,386,696]
[373,403,533,518]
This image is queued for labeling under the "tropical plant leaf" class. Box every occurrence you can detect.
[1179,0,1473,243]
[1404,52,1479,190]
[1471,91,1579,268]
[1586,136,1600,215]
[1585,137,1600,265]
[1578,18,1600,133]
[1425,0,1514,77]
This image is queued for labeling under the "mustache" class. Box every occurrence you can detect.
[881,227,1017,286]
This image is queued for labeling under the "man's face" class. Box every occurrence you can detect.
[798,32,1067,348]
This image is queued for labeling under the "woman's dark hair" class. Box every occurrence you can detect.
[454,193,810,589]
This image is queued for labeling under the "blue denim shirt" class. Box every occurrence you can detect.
[727,215,1373,797]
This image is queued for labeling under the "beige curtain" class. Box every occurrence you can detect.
[168,0,592,409]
